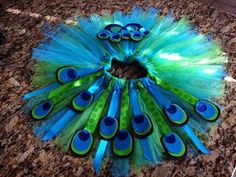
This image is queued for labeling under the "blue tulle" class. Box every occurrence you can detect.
[23,5,227,177]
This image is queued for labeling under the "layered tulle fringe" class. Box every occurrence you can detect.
[23,6,227,177]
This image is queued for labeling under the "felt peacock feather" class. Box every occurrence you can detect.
[23,6,227,177]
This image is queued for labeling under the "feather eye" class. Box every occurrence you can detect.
[129,80,153,138]
[112,130,133,157]
[110,32,121,43]
[139,27,150,37]
[99,116,119,140]
[162,133,186,158]
[131,113,153,138]
[72,91,93,111]
[195,100,220,122]
[71,130,93,156]
[56,66,78,84]
[97,30,111,40]
[31,100,53,119]
[164,104,188,125]
[120,29,130,40]
[130,31,143,41]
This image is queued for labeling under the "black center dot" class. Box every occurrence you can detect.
[165,134,176,144]
[166,105,177,114]
[104,117,115,126]
[67,68,77,78]
[42,101,52,110]
[117,131,128,140]
[79,131,90,141]
[81,91,92,101]
[134,114,145,124]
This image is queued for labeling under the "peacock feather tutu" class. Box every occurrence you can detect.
[23,6,227,176]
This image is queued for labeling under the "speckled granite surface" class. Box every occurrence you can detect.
[0,0,235,176]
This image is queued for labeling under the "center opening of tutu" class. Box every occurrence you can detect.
[108,59,147,80]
